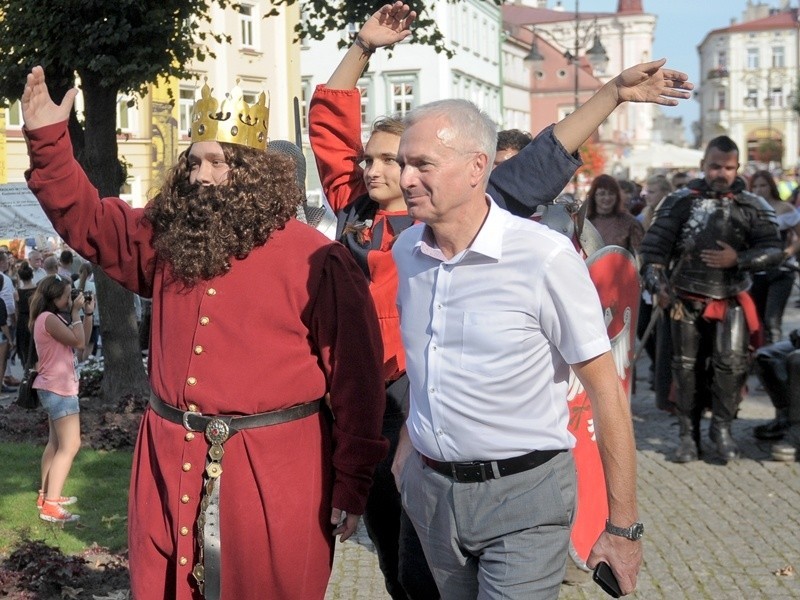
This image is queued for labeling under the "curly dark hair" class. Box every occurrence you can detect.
[144,142,301,286]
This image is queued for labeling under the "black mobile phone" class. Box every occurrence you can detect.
[593,561,622,598]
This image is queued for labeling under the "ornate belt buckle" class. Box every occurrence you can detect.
[205,418,230,445]
[182,409,202,431]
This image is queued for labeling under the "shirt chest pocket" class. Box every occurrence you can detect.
[460,311,528,376]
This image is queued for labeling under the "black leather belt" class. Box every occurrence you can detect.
[148,393,321,432]
[148,393,321,600]
[422,449,567,483]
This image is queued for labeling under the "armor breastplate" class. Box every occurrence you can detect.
[673,197,751,299]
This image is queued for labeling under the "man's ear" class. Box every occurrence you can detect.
[469,152,489,188]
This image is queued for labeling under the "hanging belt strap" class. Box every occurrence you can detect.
[148,393,321,599]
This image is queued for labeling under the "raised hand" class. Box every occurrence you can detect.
[358,1,416,50]
[614,58,694,106]
[21,66,78,131]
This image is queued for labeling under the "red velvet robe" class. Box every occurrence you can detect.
[25,121,387,600]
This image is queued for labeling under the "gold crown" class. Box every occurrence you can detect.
[190,82,270,151]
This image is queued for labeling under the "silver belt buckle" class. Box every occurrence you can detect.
[182,409,201,431]
[205,418,231,445]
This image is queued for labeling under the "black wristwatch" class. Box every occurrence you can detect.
[605,520,644,541]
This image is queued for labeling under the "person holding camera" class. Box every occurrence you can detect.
[30,274,94,523]
[754,328,800,457]
[76,262,97,362]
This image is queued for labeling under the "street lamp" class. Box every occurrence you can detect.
[523,0,608,111]
[744,67,786,165]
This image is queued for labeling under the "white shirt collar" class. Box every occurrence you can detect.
[414,195,505,263]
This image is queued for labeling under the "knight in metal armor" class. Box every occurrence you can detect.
[640,136,783,463]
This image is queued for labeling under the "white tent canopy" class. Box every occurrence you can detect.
[0,183,58,239]
[621,143,704,180]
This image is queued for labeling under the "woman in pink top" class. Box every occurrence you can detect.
[30,274,94,523]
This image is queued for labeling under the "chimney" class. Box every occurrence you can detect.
[617,0,644,13]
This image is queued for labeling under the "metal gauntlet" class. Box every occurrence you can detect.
[737,247,785,271]
[642,264,670,296]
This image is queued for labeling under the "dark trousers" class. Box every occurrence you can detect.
[755,341,800,422]
[363,375,439,600]
[654,315,674,411]
[638,298,674,411]
[671,297,749,423]
[636,297,657,366]
[750,270,794,345]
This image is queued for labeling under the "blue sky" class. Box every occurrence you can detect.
[576,0,785,141]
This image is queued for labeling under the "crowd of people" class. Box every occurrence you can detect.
[8,2,800,599]
[572,145,800,467]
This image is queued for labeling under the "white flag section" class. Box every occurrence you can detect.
[0,183,58,239]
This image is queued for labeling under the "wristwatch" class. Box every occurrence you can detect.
[605,520,644,541]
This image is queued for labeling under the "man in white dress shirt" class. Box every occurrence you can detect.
[390,99,645,599]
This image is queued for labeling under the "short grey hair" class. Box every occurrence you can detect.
[404,99,497,181]
[646,174,673,196]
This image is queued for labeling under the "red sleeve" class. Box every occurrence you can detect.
[309,242,388,514]
[24,121,156,296]
[308,85,368,212]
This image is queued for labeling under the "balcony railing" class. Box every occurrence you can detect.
[707,67,729,80]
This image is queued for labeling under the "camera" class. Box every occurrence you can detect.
[70,289,93,302]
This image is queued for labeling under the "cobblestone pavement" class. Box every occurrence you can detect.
[326,297,800,599]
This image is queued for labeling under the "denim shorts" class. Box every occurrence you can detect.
[38,389,80,420]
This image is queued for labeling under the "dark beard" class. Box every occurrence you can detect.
[149,181,288,286]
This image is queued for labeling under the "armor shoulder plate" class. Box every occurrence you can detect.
[736,191,779,227]
[639,190,693,271]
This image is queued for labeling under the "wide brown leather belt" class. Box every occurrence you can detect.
[148,393,321,600]
[422,449,567,483]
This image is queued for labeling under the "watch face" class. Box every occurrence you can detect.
[630,523,644,539]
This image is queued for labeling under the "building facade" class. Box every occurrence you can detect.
[2,1,300,208]
[299,0,502,199]
[503,0,659,180]
[698,2,800,170]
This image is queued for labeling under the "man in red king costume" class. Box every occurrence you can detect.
[21,67,387,600]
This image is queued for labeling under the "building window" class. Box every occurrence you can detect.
[242,91,260,105]
[117,94,137,133]
[747,48,760,69]
[239,4,257,49]
[300,78,311,132]
[716,89,726,110]
[119,175,142,207]
[179,87,195,137]
[746,88,758,108]
[5,100,22,128]
[772,46,785,68]
[387,74,417,117]
[717,49,727,70]
[769,86,783,108]
[357,78,371,127]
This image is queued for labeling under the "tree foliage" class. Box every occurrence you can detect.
[0,0,233,102]
[0,0,234,400]
[274,0,502,58]
[0,0,486,399]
